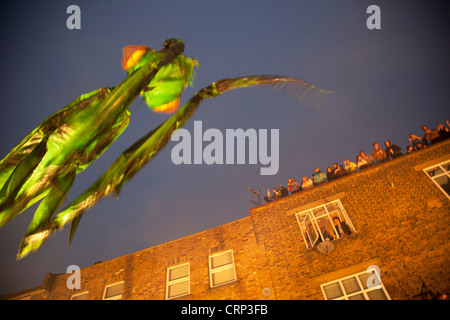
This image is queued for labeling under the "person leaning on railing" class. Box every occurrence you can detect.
[384,140,402,160]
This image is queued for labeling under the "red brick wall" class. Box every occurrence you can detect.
[249,139,450,299]
[48,216,275,300]
[17,140,450,300]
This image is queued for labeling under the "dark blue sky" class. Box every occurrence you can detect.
[0,1,449,295]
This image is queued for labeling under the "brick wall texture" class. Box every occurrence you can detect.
[4,139,450,300]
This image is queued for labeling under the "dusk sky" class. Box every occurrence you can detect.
[0,1,449,295]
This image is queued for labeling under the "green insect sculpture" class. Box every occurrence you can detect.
[0,38,332,259]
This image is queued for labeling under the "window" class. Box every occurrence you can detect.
[423,160,450,199]
[71,291,89,300]
[321,268,391,300]
[209,250,237,288]
[103,281,124,300]
[295,199,356,249]
[166,263,190,299]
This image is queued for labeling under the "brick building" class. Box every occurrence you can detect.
[2,139,449,300]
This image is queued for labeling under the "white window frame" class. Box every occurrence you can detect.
[208,250,237,288]
[71,291,89,300]
[423,160,450,200]
[295,199,356,249]
[102,281,124,300]
[166,262,190,300]
[320,268,391,300]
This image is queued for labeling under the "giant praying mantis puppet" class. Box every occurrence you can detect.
[0,38,332,259]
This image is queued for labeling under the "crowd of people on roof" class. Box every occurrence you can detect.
[264,119,450,203]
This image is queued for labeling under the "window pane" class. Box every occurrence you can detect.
[323,270,390,301]
[443,163,450,172]
[168,281,189,298]
[211,252,233,269]
[326,202,340,213]
[323,282,343,300]
[306,227,319,247]
[358,271,380,290]
[435,174,450,185]
[313,207,327,217]
[435,175,450,195]
[304,215,318,248]
[316,216,335,241]
[426,167,444,177]
[105,282,123,299]
[296,200,354,250]
[348,293,365,300]
[169,264,189,281]
[298,214,307,224]
[359,272,370,289]
[367,289,388,300]
[342,277,361,295]
[212,268,235,286]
